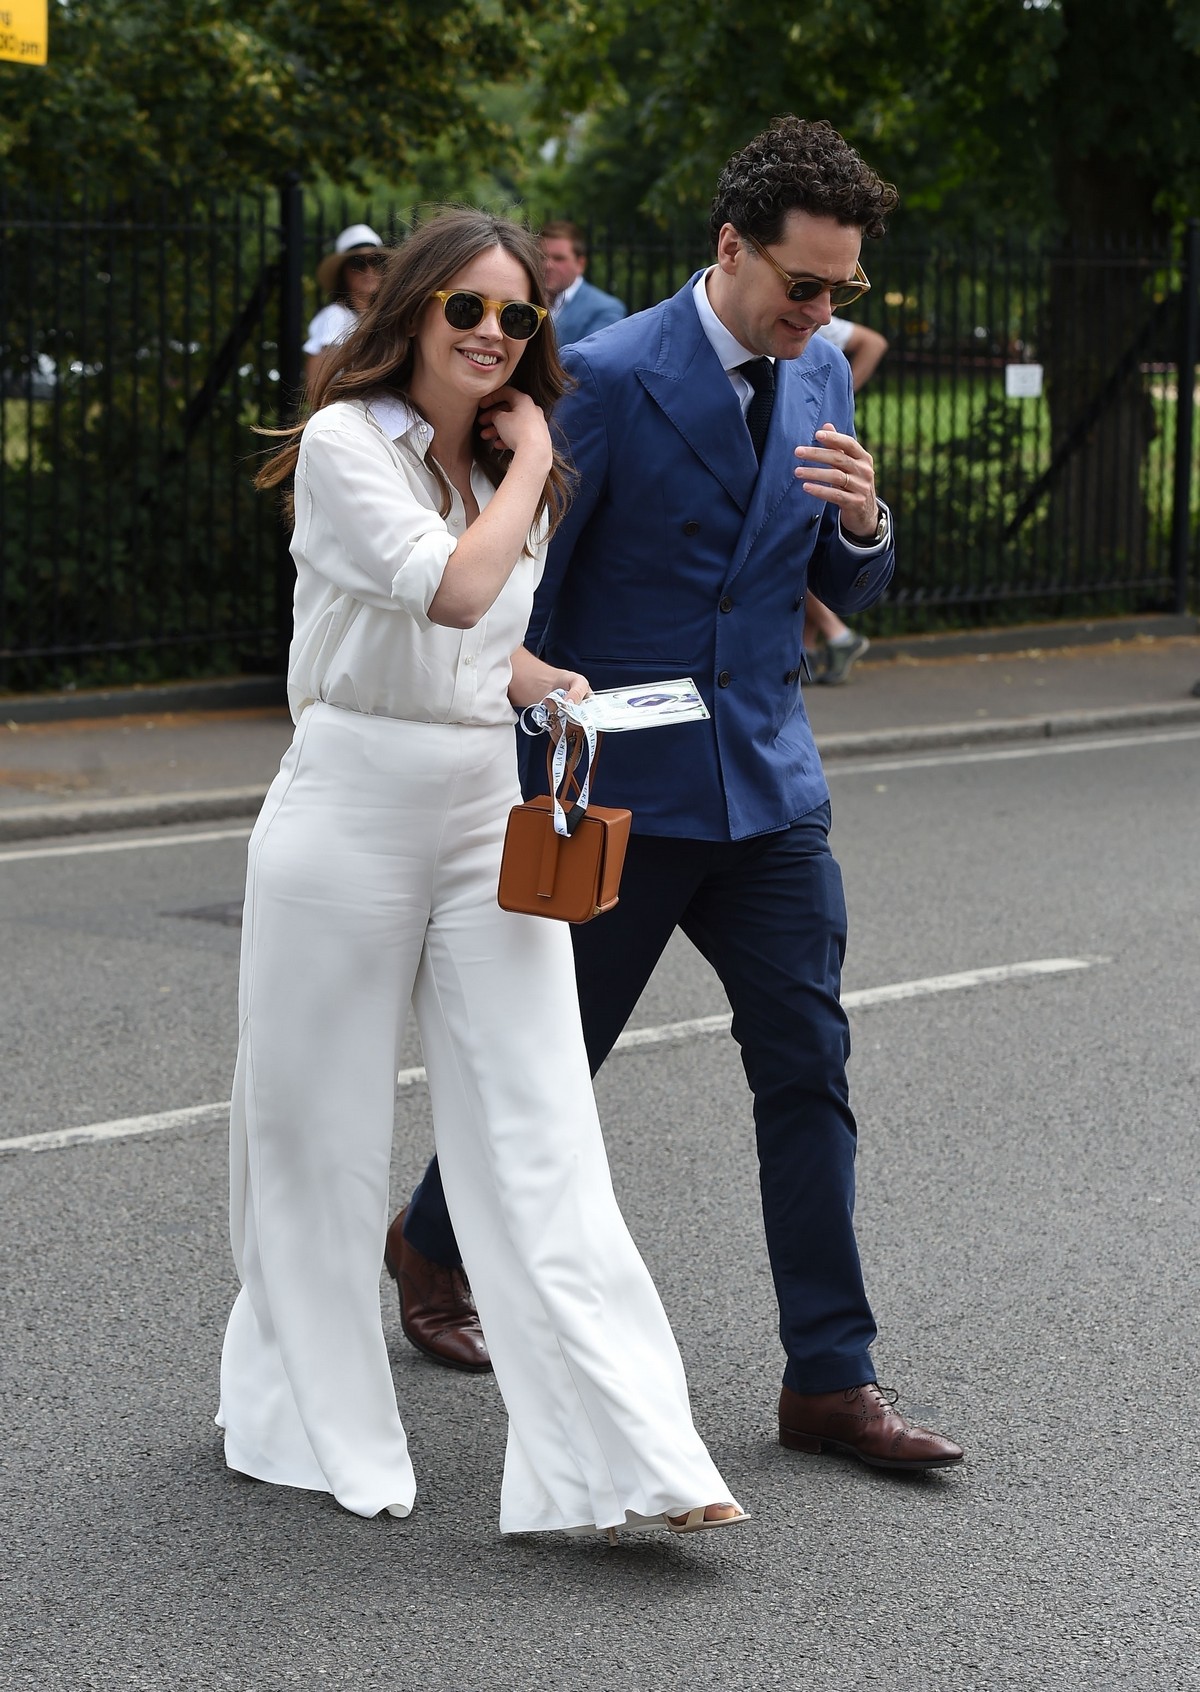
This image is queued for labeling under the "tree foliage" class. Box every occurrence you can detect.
[532,0,1200,236]
[0,0,550,197]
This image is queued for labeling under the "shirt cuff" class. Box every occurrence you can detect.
[838,499,892,554]
[390,530,457,628]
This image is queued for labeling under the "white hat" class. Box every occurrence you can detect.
[317,224,384,295]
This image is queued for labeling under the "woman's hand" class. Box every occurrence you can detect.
[477,386,553,468]
[427,393,554,630]
[508,649,592,714]
[546,669,591,710]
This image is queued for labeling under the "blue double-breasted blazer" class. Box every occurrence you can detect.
[525,277,896,841]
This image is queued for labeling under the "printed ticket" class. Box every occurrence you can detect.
[575,677,710,733]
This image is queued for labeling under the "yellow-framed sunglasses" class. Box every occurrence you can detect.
[429,290,548,341]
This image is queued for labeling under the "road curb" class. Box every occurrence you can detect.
[817,698,1200,759]
[0,785,267,843]
[4,699,1199,842]
[863,612,1197,664]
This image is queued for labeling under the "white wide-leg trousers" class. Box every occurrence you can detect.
[216,703,732,1531]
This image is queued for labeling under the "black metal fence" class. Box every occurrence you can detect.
[2,188,1198,693]
[0,189,294,693]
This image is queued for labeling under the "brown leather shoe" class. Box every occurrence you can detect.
[779,1382,963,1470]
[383,1207,492,1373]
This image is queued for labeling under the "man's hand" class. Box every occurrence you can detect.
[793,423,879,539]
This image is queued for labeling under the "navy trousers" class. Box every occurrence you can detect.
[403,802,878,1395]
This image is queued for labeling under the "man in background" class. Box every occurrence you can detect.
[805,315,891,682]
[540,220,626,344]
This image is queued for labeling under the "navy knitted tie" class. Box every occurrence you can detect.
[740,357,775,461]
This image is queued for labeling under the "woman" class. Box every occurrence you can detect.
[216,209,746,1540]
[304,223,387,386]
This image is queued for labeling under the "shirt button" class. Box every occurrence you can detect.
[793,596,804,612]
[719,595,733,613]
[717,670,731,688]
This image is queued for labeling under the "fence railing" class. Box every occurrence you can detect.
[0,188,291,693]
[2,190,1198,693]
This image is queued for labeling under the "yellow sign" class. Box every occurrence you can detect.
[0,0,48,65]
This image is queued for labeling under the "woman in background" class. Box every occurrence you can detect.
[304,223,386,386]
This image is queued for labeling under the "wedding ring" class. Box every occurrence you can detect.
[843,469,850,489]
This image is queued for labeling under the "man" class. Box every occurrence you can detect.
[540,220,626,344]
[806,315,892,683]
[388,117,963,1473]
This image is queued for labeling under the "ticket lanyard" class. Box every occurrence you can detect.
[518,690,599,836]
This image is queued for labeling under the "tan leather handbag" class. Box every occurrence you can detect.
[497,734,631,924]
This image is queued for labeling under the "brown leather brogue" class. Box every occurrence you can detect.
[383,1207,492,1373]
[779,1382,964,1471]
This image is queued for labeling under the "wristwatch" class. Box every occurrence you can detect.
[843,503,891,548]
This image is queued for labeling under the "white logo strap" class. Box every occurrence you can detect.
[518,690,599,836]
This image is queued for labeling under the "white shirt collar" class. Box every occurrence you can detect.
[550,273,585,319]
[367,393,433,450]
[692,268,772,374]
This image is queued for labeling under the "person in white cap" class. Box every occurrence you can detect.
[304,224,386,385]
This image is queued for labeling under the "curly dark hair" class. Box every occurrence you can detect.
[708,116,899,249]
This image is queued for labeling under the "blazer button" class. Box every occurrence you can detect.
[853,570,870,590]
[784,668,800,685]
[683,520,701,536]
[719,595,733,613]
[717,670,731,687]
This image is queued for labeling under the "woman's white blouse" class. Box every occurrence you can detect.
[287,397,546,727]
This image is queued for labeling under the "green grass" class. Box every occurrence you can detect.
[2,399,47,470]
[857,370,1193,532]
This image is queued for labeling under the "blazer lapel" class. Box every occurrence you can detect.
[635,285,758,512]
[726,352,834,586]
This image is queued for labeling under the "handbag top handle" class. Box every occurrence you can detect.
[544,730,604,838]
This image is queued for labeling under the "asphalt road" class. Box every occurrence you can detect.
[2,726,1198,1691]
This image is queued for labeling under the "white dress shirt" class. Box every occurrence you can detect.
[287,395,545,727]
[691,269,889,552]
[691,269,767,417]
[550,273,584,321]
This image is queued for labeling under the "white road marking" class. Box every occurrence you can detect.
[0,826,252,864]
[0,1101,232,1154]
[0,957,1102,1157]
[843,956,1101,1004]
[825,725,1200,777]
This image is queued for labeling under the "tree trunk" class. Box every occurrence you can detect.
[1043,48,1169,590]
[1044,242,1160,581]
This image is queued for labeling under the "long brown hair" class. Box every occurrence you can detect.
[256,208,574,539]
